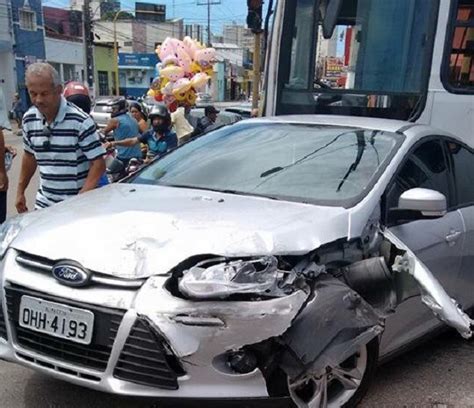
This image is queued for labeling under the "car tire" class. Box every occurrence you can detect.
[342,338,379,408]
[288,338,379,408]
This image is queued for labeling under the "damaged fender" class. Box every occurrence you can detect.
[384,229,474,339]
[279,275,383,381]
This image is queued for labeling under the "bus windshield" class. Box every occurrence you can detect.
[276,0,440,120]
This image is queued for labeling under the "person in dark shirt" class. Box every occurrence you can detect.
[107,104,177,162]
[195,105,219,135]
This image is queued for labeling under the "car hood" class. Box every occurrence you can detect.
[11,184,350,279]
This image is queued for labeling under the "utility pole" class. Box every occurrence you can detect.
[113,10,126,96]
[197,0,221,46]
[83,0,94,95]
[247,0,263,111]
[252,33,261,110]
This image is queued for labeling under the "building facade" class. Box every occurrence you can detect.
[223,23,254,49]
[11,0,46,111]
[0,0,16,108]
[94,42,115,96]
[43,6,84,84]
[94,19,183,54]
[184,24,205,44]
[118,52,158,97]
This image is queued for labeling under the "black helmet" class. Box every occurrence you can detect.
[149,104,171,132]
[108,97,128,118]
[128,101,148,121]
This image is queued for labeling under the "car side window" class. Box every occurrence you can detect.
[446,141,474,206]
[386,140,450,211]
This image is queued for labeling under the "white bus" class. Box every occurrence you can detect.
[263,0,474,144]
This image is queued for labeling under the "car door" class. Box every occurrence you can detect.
[380,138,465,356]
[444,139,474,309]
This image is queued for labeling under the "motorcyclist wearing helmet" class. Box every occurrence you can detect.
[63,82,109,187]
[106,104,177,162]
[102,97,142,166]
[63,82,92,114]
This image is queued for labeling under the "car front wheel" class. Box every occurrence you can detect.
[288,339,379,408]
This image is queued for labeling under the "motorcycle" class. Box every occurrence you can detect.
[104,146,144,183]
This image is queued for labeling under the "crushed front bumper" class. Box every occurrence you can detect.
[0,249,307,398]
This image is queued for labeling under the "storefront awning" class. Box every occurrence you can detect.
[118,66,155,70]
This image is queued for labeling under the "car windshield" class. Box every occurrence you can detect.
[131,122,403,207]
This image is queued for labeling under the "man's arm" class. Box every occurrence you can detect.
[79,157,106,194]
[109,137,140,148]
[16,152,37,213]
[102,118,118,135]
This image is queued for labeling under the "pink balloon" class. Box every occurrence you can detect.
[176,47,192,73]
[159,37,176,61]
[183,36,198,59]
[194,48,216,68]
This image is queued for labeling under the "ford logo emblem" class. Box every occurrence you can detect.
[52,261,91,287]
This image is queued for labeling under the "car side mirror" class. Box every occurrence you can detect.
[388,188,447,224]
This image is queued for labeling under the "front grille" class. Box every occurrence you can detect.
[0,302,7,340]
[5,284,125,371]
[15,251,146,289]
[114,318,183,389]
[17,352,101,382]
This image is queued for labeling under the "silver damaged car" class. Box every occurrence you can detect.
[0,116,473,407]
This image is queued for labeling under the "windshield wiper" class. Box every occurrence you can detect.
[160,183,280,201]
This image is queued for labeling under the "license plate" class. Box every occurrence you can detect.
[19,296,95,345]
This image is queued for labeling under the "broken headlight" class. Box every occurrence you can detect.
[178,256,281,299]
[0,216,24,258]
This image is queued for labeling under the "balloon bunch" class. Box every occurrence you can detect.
[147,36,216,112]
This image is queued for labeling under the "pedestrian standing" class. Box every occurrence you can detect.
[16,62,106,212]
[0,127,8,222]
[11,93,24,132]
[0,87,17,222]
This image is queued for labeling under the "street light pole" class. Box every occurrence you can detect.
[112,11,123,96]
[252,32,261,110]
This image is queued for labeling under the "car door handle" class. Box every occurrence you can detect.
[445,230,462,243]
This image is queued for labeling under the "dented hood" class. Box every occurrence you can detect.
[11,184,350,279]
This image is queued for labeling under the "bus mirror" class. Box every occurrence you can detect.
[321,0,343,39]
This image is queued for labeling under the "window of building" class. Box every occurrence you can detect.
[63,64,76,82]
[19,9,36,31]
[443,0,474,93]
[124,41,133,47]
[98,71,109,96]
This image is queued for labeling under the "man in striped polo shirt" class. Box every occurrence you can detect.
[16,63,106,212]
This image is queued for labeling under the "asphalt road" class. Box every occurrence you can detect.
[1,124,474,407]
